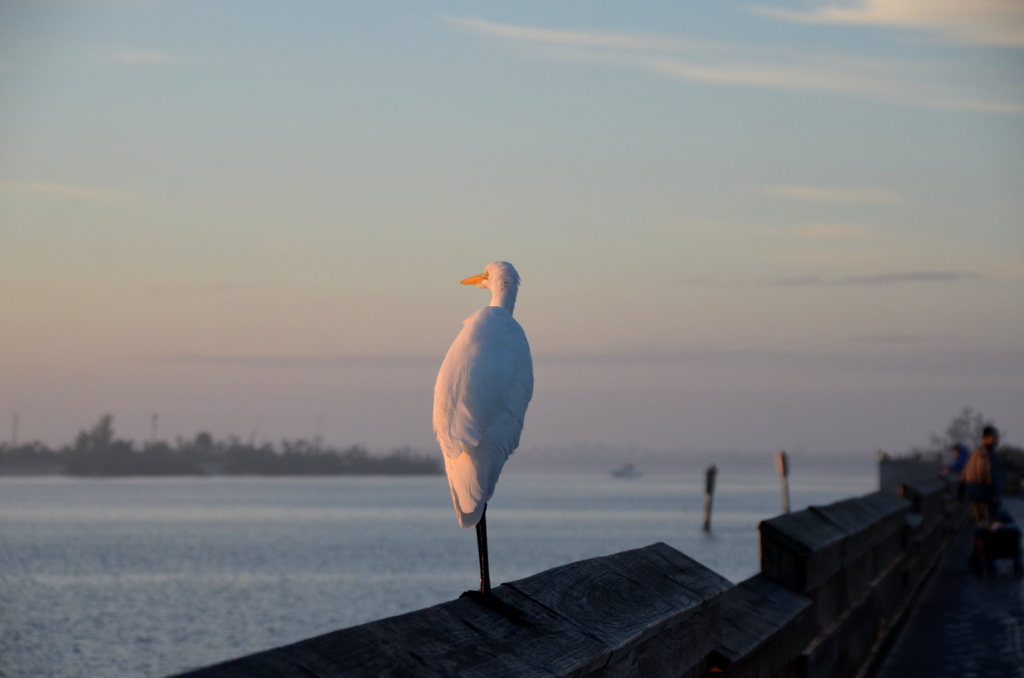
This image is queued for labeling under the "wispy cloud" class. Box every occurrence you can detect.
[443,15,1024,114]
[0,182,142,203]
[537,348,803,367]
[143,348,854,370]
[674,217,1023,287]
[27,0,144,8]
[144,346,1024,383]
[839,271,980,285]
[148,348,827,370]
[920,97,1024,115]
[767,270,979,287]
[521,347,1024,380]
[765,184,903,203]
[146,354,441,370]
[113,49,177,65]
[680,219,883,245]
[443,17,717,52]
[147,283,249,298]
[853,333,927,345]
[753,0,1024,48]
[791,223,876,240]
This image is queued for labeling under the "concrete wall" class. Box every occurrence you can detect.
[709,471,962,678]
[171,467,963,678]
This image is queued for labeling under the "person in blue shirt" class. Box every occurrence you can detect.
[946,443,970,474]
[946,442,971,503]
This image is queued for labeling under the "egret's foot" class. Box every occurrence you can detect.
[460,590,532,628]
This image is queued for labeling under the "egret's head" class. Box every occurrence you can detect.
[461,261,521,313]
[461,261,520,292]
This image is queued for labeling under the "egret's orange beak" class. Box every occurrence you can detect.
[461,272,488,285]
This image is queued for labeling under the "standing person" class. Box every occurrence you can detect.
[962,425,1003,524]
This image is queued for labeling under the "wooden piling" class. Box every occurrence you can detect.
[703,464,718,533]
[776,451,790,514]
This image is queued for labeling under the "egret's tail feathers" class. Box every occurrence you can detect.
[445,445,506,528]
[456,502,485,529]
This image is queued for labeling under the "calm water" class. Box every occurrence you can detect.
[0,465,875,678]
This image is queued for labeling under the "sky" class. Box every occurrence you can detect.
[0,1,1022,458]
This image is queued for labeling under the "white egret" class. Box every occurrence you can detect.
[433,261,533,605]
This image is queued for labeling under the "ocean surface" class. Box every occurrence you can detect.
[0,463,876,678]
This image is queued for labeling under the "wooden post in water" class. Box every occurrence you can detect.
[703,464,718,532]
[776,451,790,514]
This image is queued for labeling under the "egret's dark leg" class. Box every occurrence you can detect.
[476,505,491,595]
[460,505,530,627]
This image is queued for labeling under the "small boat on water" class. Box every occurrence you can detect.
[611,463,641,479]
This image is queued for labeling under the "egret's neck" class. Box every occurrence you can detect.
[489,284,518,314]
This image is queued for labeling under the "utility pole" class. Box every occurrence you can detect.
[248,417,263,447]
[313,413,324,453]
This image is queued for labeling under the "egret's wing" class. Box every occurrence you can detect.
[433,307,533,460]
[433,317,483,459]
[486,324,532,459]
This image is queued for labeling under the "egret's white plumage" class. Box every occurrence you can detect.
[433,261,533,529]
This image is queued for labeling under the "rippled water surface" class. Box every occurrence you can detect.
[0,465,875,678]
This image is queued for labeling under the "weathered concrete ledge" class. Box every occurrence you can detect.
[752,477,963,678]
[173,542,732,678]
[707,574,814,678]
[173,467,964,678]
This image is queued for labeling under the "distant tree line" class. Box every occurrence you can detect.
[0,415,442,476]
[915,407,1024,494]
[924,407,999,452]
